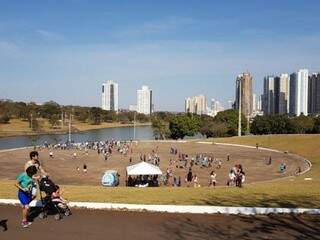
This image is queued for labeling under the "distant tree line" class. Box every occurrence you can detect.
[0,100,150,127]
[2,99,319,137]
[152,109,248,140]
[152,110,320,140]
[251,115,320,135]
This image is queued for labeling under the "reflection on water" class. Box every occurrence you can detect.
[0,126,154,150]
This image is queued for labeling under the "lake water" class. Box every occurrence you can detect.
[0,126,154,150]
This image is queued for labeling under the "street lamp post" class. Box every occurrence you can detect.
[133,111,136,140]
[238,79,242,137]
[68,113,72,143]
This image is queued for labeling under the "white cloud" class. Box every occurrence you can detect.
[35,29,65,41]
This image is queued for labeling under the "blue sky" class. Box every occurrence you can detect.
[0,0,320,111]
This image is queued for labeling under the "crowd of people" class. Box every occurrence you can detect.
[38,140,295,191]
[127,175,159,187]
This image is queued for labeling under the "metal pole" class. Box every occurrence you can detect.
[238,79,242,137]
[61,111,64,128]
[68,113,72,143]
[30,113,33,130]
[133,111,136,140]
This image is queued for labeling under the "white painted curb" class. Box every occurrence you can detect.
[1,199,319,215]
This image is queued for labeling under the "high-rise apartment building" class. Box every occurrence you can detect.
[252,93,263,116]
[275,73,290,114]
[185,95,207,115]
[235,72,253,119]
[137,86,153,115]
[289,69,309,116]
[308,73,320,115]
[263,76,275,115]
[102,80,119,112]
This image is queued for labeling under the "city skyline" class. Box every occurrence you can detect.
[1,1,320,111]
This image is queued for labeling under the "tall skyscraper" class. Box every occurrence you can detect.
[235,72,253,118]
[289,69,309,116]
[274,73,290,114]
[263,76,275,115]
[185,95,207,115]
[308,73,320,115]
[137,86,153,115]
[102,80,119,112]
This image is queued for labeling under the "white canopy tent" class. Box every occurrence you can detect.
[126,162,163,176]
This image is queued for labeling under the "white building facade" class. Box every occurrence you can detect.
[102,80,119,112]
[290,69,309,116]
[137,86,153,115]
[185,95,207,115]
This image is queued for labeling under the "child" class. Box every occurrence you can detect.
[51,185,69,213]
[15,165,38,228]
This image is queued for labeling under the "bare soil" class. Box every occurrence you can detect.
[0,142,308,187]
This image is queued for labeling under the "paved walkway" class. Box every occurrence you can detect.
[1,205,320,240]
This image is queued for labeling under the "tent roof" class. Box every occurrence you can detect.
[126,162,163,176]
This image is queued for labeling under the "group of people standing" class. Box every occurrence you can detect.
[15,151,68,228]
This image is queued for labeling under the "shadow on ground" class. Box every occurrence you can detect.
[199,193,319,209]
[0,219,8,232]
[160,214,320,240]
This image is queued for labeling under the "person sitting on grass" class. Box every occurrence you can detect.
[193,174,199,187]
[279,162,287,173]
[15,165,38,228]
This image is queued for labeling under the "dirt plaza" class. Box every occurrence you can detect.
[0,141,308,187]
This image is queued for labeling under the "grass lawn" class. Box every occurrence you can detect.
[1,135,319,207]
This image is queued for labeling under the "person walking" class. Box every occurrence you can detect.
[209,171,217,187]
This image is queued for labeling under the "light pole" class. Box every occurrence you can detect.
[133,111,136,140]
[68,113,72,143]
[238,79,242,137]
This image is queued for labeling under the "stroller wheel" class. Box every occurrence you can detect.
[39,212,47,219]
[54,214,62,221]
[65,209,72,216]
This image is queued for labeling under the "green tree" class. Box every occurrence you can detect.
[200,121,228,138]
[313,116,320,133]
[117,113,130,124]
[0,114,10,124]
[89,107,102,125]
[40,101,61,118]
[152,117,171,140]
[214,109,247,136]
[169,115,200,139]
[102,110,117,122]
[289,115,314,134]
[48,114,60,128]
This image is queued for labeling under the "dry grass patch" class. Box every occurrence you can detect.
[1,135,319,207]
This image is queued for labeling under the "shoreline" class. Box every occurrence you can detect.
[0,122,152,138]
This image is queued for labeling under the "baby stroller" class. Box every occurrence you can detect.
[38,177,72,221]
